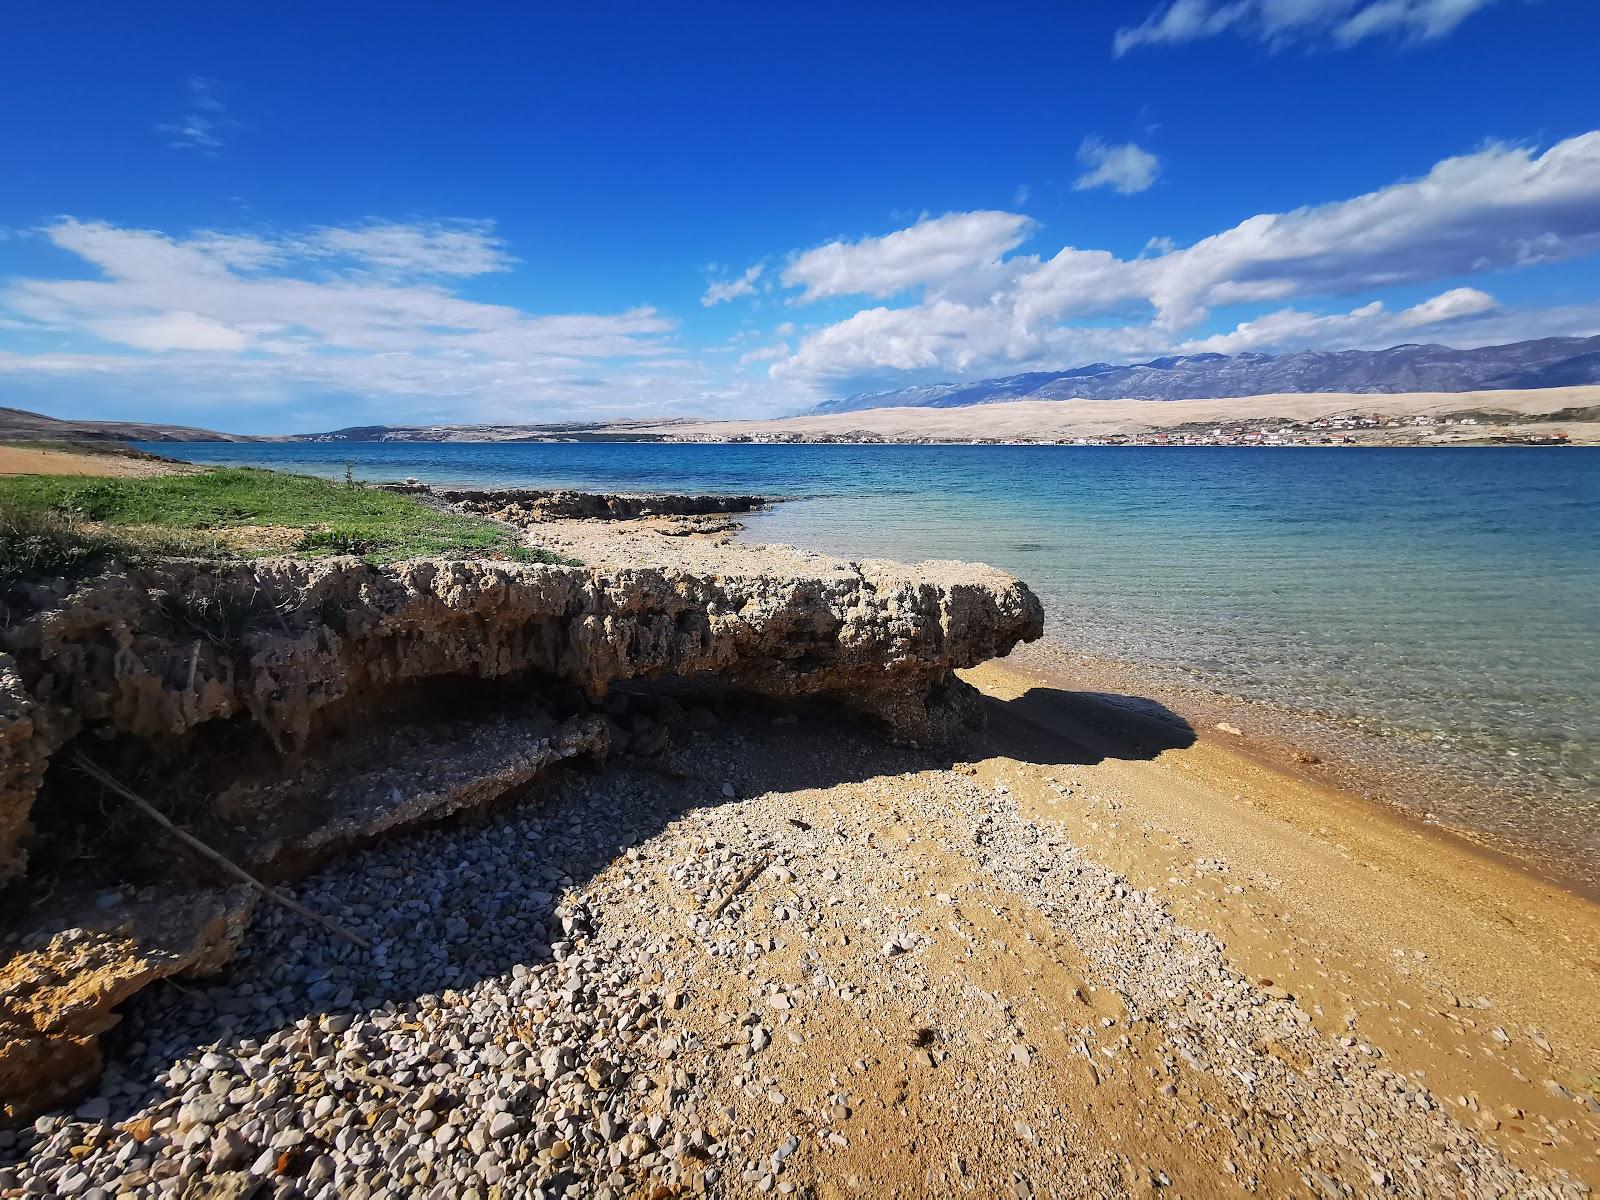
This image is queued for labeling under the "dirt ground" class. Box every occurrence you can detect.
[0,444,189,478]
[586,661,1600,1196]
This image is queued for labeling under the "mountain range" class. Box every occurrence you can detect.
[806,335,1600,415]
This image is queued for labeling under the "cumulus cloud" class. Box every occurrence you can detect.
[701,262,764,306]
[1114,0,1503,54]
[158,77,235,153]
[1074,138,1162,195]
[1178,287,1499,353]
[1397,285,1498,325]
[768,132,1600,385]
[780,212,1036,302]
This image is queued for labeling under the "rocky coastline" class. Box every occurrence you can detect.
[0,493,1041,1128]
[1,486,1596,1198]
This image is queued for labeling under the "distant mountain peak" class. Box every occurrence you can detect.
[806,335,1600,415]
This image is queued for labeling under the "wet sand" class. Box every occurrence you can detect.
[967,654,1600,1172]
[1007,639,1600,898]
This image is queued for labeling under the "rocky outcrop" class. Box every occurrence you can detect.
[0,523,1040,1120]
[215,711,612,879]
[0,887,253,1122]
[1,551,1040,888]
[435,487,765,524]
[0,655,44,886]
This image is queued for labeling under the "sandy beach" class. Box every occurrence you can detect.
[0,444,191,478]
[2,492,1597,1197]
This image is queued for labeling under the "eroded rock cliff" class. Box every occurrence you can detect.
[3,551,1039,873]
[0,505,1041,1119]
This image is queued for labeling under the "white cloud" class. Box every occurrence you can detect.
[1114,0,1503,54]
[768,132,1600,385]
[304,221,514,276]
[7,219,626,359]
[0,218,761,425]
[1073,137,1162,195]
[739,342,790,366]
[92,311,253,352]
[701,262,764,306]
[1398,285,1497,325]
[780,212,1036,302]
[1334,0,1502,43]
[1178,286,1499,353]
[158,77,235,153]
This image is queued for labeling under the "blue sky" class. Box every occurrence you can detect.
[2,0,1598,433]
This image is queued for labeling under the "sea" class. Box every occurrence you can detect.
[142,440,1600,881]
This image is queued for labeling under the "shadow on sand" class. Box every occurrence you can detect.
[979,685,1197,769]
[21,682,1192,1142]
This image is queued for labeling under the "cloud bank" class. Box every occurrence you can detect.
[2,132,1598,426]
[760,132,1600,386]
[0,218,714,424]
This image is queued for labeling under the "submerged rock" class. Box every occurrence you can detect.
[433,486,766,523]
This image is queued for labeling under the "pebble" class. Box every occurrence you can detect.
[3,710,1581,1200]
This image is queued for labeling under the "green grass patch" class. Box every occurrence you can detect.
[0,506,125,579]
[0,467,572,568]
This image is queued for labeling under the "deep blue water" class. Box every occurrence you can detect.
[144,441,1600,848]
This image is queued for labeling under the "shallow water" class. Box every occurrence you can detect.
[145,441,1600,862]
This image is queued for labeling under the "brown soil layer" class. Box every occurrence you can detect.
[0,446,191,479]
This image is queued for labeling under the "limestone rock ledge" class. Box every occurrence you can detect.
[0,888,253,1122]
[1,551,1040,887]
[0,544,1039,1118]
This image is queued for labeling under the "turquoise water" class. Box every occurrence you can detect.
[144,441,1600,862]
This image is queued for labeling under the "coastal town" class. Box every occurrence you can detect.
[653,411,1576,448]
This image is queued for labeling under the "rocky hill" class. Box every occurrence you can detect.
[0,407,257,443]
[809,335,1600,414]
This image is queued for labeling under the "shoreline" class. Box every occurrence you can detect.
[4,465,1597,1194]
[14,437,1588,895]
[958,654,1600,1181]
[1002,639,1600,901]
[984,649,1600,899]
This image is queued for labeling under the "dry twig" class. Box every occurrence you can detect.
[70,751,372,950]
[709,855,772,919]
